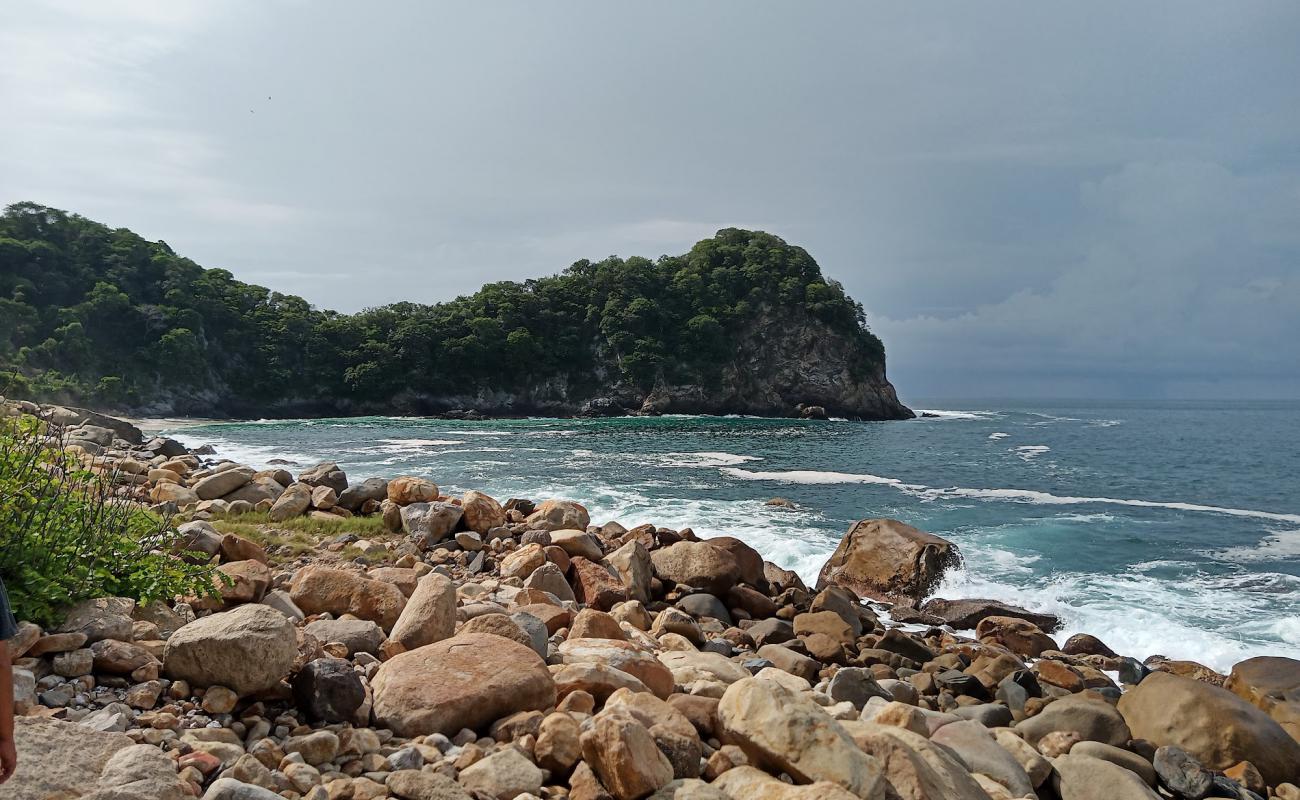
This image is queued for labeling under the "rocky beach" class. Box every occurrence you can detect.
[5,399,1300,800]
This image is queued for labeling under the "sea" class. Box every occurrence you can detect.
[158,399,1300,672]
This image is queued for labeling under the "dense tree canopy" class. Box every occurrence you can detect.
[0,202,885,413]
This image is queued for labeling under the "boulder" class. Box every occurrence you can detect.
[920,597,1061,632]
[288,565,407,631]
[557,638,676,699]
[1053,753,1162,800]
[717,677,885,798]
[607,540,653,603]
[551,528,605,561]
[816,519,960,603]
[461,490,506,534]
[370,632,556,736]
[975,616,1058,658]
[571,556,629,610]
[1117,670,1300,785]
[222,476,285,505]
[163,603,298,695]
[388,571,457,651]
[1014,694,1130,748]
[929,720,1034,798]
[711,766,861,799]
[193,466,255,500]
[338,476,389,510]
[6,717,177,800]
[1225,656,1300,743]
[526,498,591,530]
[292,657,366,724]
[581,711,675,800]
[150,481,199,506]
[843,722,991,800]
[268,482,312,521]
[650,540,741,596]
[458,746,544,800]
[56,597,135,643]
[298,461,347,494]
[400,501,463,546]
[304,617,385,656]
[387,476,438,505]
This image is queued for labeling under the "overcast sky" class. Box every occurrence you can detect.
[3,2,1298,399]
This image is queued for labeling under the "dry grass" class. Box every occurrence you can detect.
[212,510,391,562]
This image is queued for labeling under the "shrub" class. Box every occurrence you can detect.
[0,413,218,625]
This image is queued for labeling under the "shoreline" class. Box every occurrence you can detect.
[6,399,1300,797]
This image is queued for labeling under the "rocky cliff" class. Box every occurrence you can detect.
[1,204,911,420]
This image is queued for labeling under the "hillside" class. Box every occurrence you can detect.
[0,202,911,420]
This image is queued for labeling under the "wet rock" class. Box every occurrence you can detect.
[816,518,960,604]
[921,597,1062,632]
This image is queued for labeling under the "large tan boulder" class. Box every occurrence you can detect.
[526,499,590,531]
[816,519,960,603]
[1118,670,1300,786]
[650,540,741,596]
[288,565,407,631]
[7,718,184,800]
[717,677,885,798]
[1052,753,1161,800]
[387,476,438,505]
[580,711,675,800]
[163,603,298,695]
[1014,694,1130,748]
[841,721,992,800]
[268,482,312,521]
[975,616,1058,658]
[461,490,505,534]
[1225,656,1300,744]
[370,633,555,737]
[557,638,675,699]
[150,481,199,506]
[388,571,457,651]
[711,766,860,799]
[193,466,256,500]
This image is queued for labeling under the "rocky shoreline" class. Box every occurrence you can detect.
[5,400,1300,800]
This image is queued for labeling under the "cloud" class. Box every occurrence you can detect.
[876,160,1300,397]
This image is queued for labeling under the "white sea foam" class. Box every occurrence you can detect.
[652,452,762,468]
[915,409,1001,421]
[1013,445,1051,461]
[379,438,466,447]
[1213,527,1300,563]
[988,432,1010,440]
[721,468,1300,524]
[938,547,1300,670]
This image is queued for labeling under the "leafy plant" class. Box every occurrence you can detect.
[0,413,218,625]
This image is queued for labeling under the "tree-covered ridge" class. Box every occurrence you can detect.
[0,202,887,414]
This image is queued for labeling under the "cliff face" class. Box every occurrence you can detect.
[225,303,911,421]
[3,205,910,421]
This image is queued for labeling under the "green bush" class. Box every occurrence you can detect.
[0,414,218,626]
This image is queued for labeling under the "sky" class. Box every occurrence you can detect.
[3,2,1299,400]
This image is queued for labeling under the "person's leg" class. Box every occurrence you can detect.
[0,640,14,783]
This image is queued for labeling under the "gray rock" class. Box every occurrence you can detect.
[12,667,36,714]
[523,562,576,603]
[202,778,285,800]
[1153,745,1215,800]
[930,719,1035,798]
[164,603,298,695]
[305,617,385,656]
[401,501,464,547]
[1053,753,1162,800]
[1014,694,1131,748]
[86,743,187,800]
[293,657,365,724]
[6,717,136,800]
[1072,741,1158,786]
[827,667,892,709]
[338,477,389,510]
[297,461,348,494]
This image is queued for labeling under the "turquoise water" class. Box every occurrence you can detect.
[164,400,1300,670]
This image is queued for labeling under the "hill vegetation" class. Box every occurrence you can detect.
[0,201,894,417]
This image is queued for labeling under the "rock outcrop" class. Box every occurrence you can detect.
[817,518,961,604]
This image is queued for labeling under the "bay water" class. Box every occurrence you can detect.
[162,399,1300,671]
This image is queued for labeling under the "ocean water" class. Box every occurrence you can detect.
[161,400,1300,671]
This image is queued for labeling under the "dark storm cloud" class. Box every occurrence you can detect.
[3,1,1298,398]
